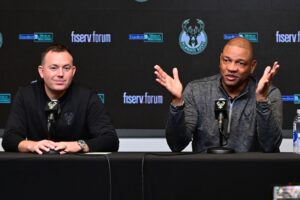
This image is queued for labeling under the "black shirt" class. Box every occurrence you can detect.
[2,80,119,152]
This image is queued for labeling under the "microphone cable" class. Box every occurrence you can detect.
[103,154,112,200]
[76,153,112,200]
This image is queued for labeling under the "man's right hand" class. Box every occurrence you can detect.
[154,65,184,106]
[18,140,57,154]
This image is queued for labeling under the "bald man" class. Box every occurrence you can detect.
[154,37,282,152]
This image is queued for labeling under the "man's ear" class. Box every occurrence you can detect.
[38,65,44,79]
[72,65,77,76]
[219,53,223,68]
[219,52,223,61]
[250,60,257,74]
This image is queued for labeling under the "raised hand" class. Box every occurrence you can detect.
[256,61,280,101]
[154,65,183,104]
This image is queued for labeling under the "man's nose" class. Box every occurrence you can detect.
[57,67,64,76]
[227,62,238,71]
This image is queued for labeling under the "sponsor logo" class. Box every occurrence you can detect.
[144,33,163,42]
[98,93,105,104]
[71,31,111,43]
[123,92,163,105]
[0,93,11,104]
[295,94,300,104]
[179,19,207,55]
[282,94,300,104]
[224,32,258,43]
[276,31,300,43]
[282,95,294,102]
[128,32,163,42]
[0,32,3,48]
[129,34,144,40]
[19,32,54,42]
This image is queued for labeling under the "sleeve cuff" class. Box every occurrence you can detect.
[170,102,185,111]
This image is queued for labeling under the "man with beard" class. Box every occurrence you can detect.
[154,37,282,152]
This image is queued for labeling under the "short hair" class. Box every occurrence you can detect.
[41,44,73,65]
[223,37,255,61]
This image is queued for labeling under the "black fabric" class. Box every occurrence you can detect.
[1,152,300,200]
[0,153,111,200]
[2,80,119,152]
[142,152,300,200]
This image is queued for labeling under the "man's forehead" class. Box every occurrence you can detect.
[223,44,251,53]
[222,45,252,60]
[44,51,73,62]
[45,50,71,57]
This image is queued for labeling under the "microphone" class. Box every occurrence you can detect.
[214,98,227,131]
[45,100,60,138]
[207,98,234,153]
[207,98,235,154]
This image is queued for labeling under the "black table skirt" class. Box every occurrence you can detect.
[0,152,300,200]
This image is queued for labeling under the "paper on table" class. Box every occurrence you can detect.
[84,152,112,155]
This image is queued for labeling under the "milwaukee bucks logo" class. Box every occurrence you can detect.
[179,19,208,55]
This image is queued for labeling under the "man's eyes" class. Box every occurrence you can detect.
[63,66,72,70]
[223,58,247,67]
[223,58,230,63]
[237,61,246,66]
[48,65,72,71]
[49,66,58,70]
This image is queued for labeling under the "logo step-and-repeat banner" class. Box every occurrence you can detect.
[0,0,300,134]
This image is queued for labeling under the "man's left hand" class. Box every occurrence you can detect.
[54,141,83,154]
[256,61,280,102]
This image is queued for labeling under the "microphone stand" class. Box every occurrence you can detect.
[45,100,60,139]
[43,100,61,154]
[47,112,56,139]
[207,116,235,154]
[206,128,235,154]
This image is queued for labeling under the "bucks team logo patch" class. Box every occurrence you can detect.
[179,19,208,55]
[64,112,74,126]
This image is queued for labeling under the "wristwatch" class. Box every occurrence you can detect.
[170,101,185,110]
[77,140,87,152]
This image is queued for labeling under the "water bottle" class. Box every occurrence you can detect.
[293,109,300,153]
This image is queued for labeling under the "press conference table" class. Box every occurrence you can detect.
[0,152,300,200]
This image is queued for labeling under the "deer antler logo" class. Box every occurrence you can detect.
[179,19,208,55]
[217,101,226,109]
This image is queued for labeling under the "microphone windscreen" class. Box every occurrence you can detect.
[45,100,60,112]
[214,98,227,119]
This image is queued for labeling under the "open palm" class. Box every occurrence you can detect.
[154,65,183,100]
[256,61,280,101]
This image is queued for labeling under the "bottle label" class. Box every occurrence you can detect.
[293,131,298,143]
